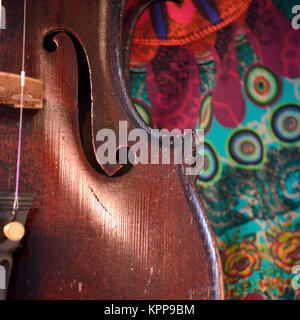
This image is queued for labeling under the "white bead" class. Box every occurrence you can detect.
[3,222,25,241]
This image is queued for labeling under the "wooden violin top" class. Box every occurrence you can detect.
[0,0,223,300]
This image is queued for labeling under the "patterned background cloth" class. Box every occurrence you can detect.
[126,0,300,300]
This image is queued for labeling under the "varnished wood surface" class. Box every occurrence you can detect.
[0,0,223,299]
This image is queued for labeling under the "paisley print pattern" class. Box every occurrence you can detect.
[128,0,300,300]
[146,46,201,130]
[198,147,300,236]
[212,24,246,128]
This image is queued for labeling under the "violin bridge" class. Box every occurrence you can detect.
[0,72,43,109]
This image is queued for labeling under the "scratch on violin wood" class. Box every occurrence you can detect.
[89,186,112,216]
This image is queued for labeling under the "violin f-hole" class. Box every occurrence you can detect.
[43,31,134,177]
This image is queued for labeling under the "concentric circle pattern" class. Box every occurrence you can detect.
[228,129,264,166]
[271,104,300,144]
[245,65,281,106]
[196,142,220,184]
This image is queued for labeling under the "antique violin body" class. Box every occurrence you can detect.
[0,0,223,299]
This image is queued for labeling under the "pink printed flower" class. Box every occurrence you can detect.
[222,241,262,284]
[270,230,300,273]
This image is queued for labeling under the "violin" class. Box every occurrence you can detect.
[0,0,223,299]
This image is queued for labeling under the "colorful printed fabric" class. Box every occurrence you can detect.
[127,0,300,300]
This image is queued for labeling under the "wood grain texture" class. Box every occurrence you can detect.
[0,0,223,299]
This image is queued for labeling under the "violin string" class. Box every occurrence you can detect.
[0,1,2,30]
[12,0,27,216]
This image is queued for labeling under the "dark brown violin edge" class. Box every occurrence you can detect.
[0,0,223,299]
[123,1,223,299]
